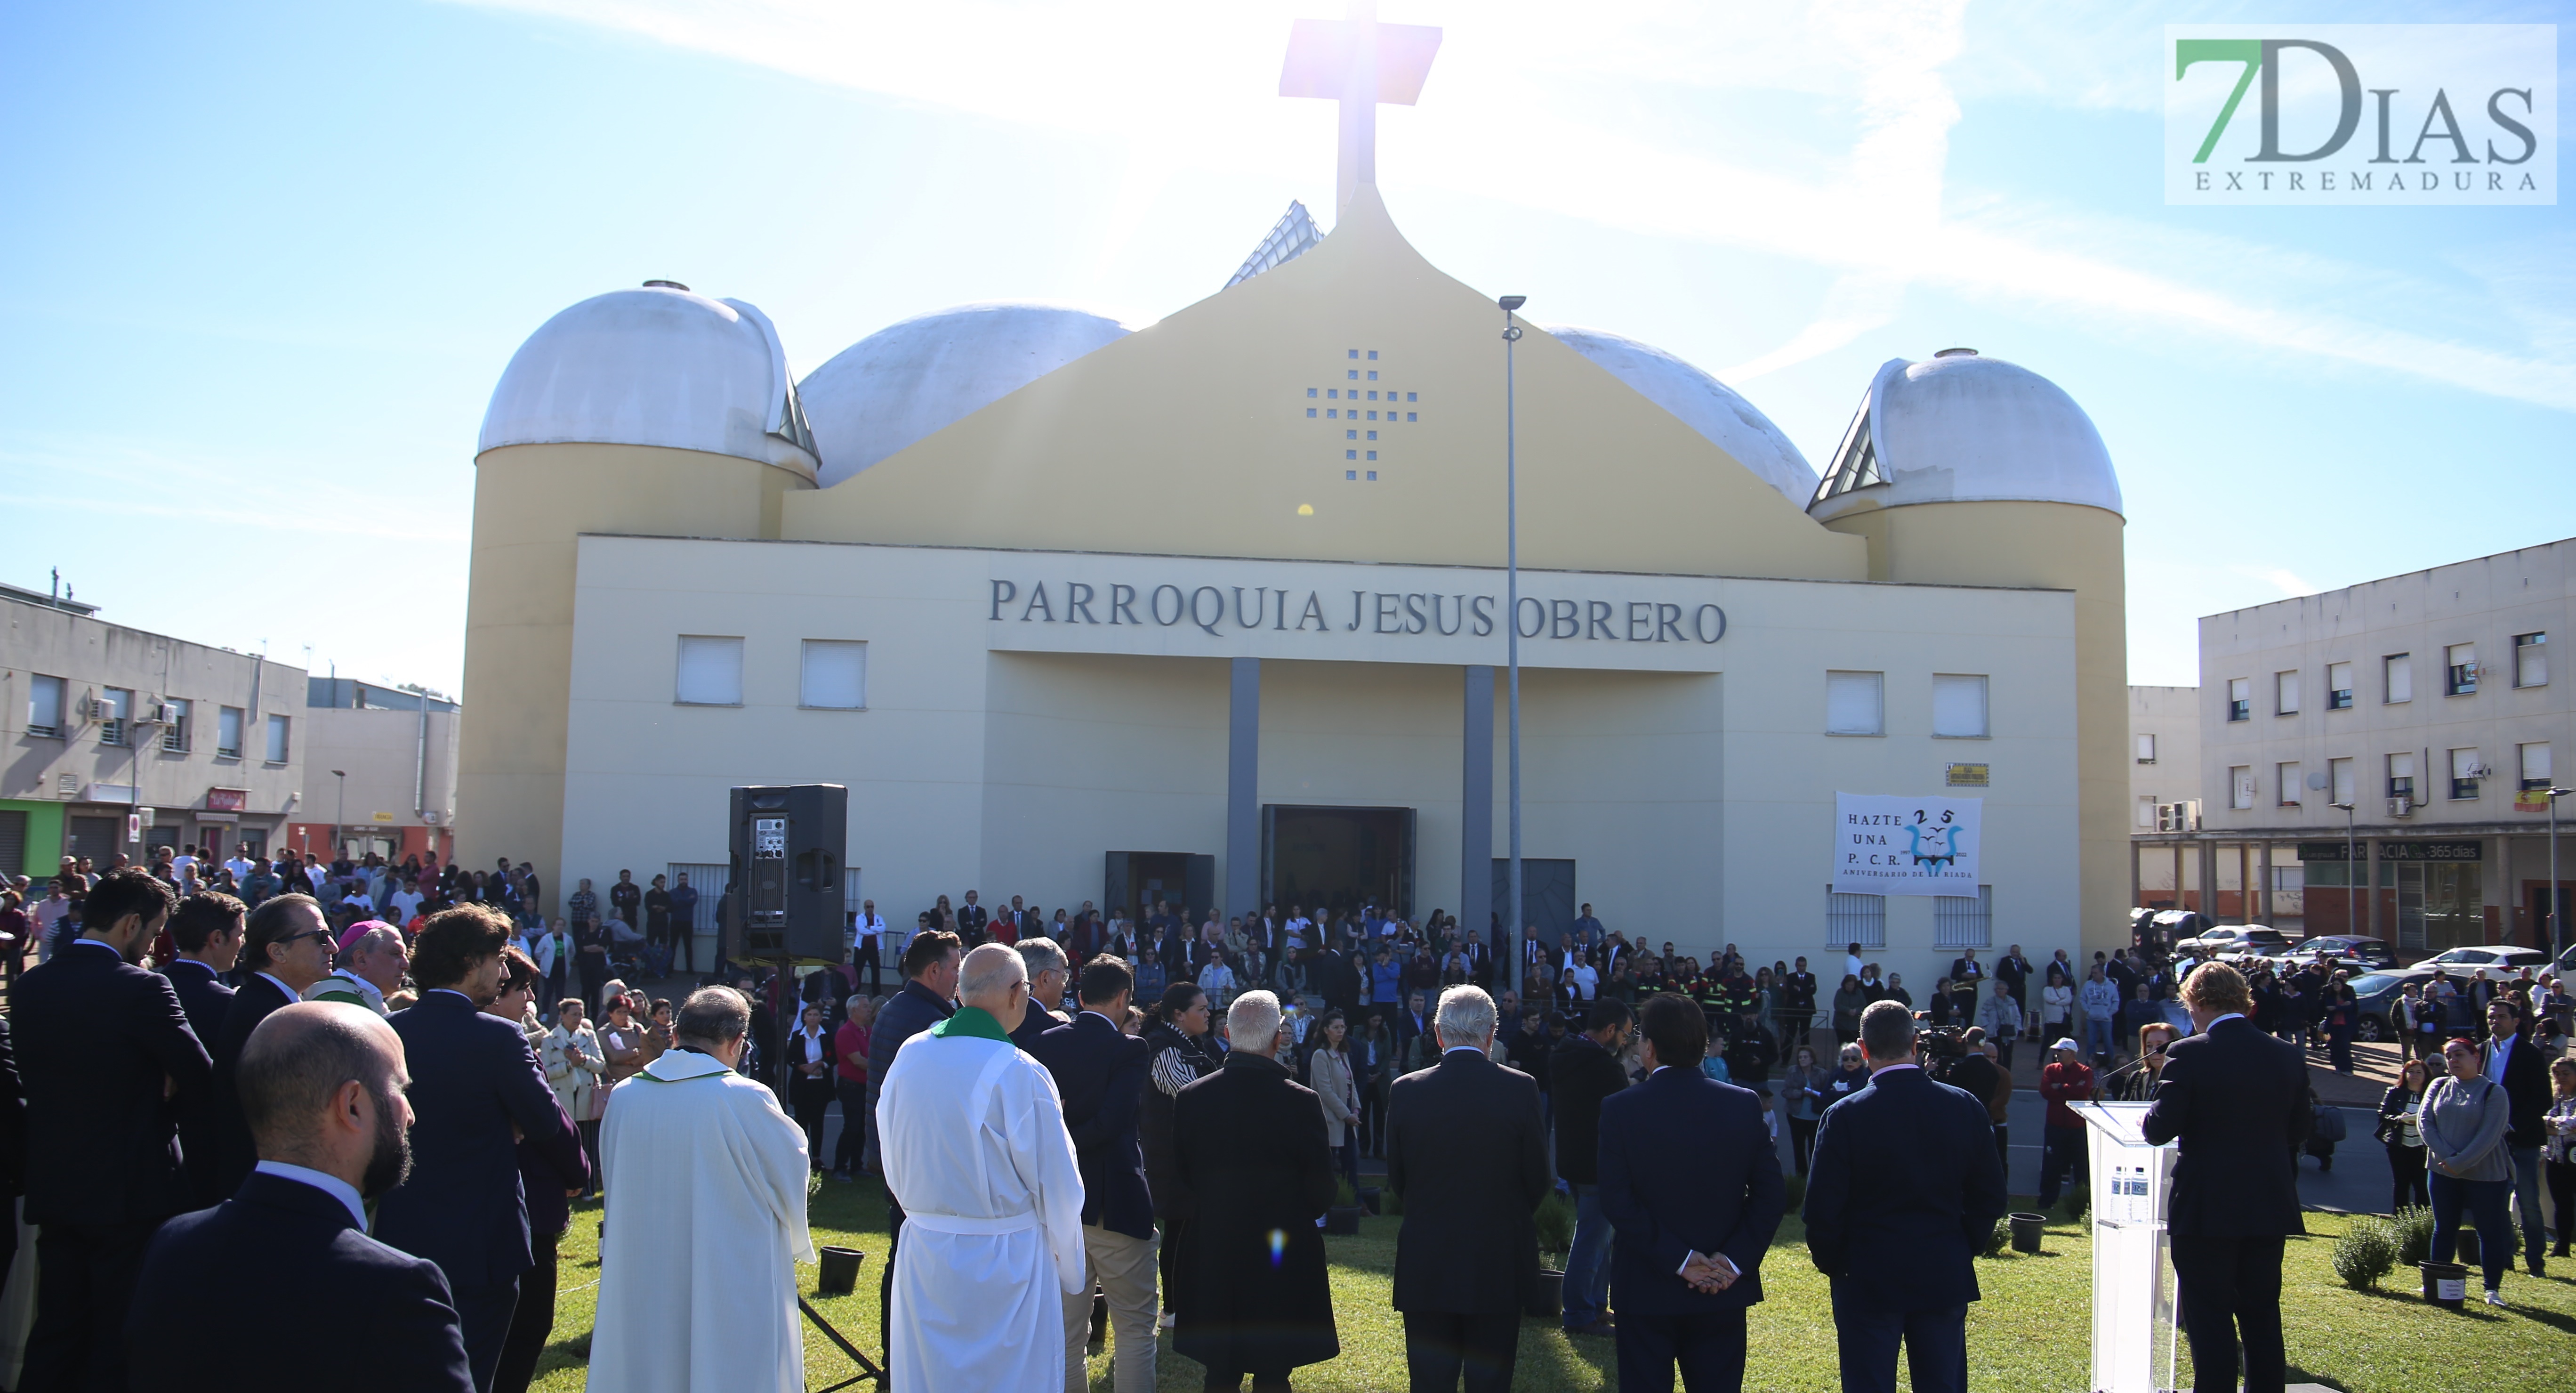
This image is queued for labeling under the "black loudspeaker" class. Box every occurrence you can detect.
[726,785,848,964]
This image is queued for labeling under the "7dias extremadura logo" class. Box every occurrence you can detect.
[2166,25,2555,205]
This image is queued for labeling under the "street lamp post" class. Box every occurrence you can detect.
[331,769,347,862]
[2330,801,2358,936]
[1498,294,1526,995]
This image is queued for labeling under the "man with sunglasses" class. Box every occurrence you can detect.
[211,892,341,1196]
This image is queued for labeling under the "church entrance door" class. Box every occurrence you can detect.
[1261,806,1414,922]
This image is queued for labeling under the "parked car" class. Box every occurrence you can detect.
[2286,936,2398,971]
[2175,925,2288,957]
[2421,944,2550,971]
[2348,969,2432,1042]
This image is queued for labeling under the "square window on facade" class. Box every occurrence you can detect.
[1328,410,1338,418]
[1825,670,1884,736]
[2386,751,2415,801]
[2449,746,2481,800]
[1328,389,1338,398]
[1367,391,1377,400]
[1347,370,1358,380]
[1306,388,1317,397]
[2327,661,2353,709]
[2514,632,2547,687]
[1346,470,1357,479]
[2445,642,2477,695]
[2277,761,2302,805]
[1366,470,1377,480]
[1366,450,1377,460]
[1347,349,1358,358]
[2136,733,2157,764]
[2384,653,2411,703]
[2275,670,2299,714]
[27,673,64,737]
[1931,673,1987,737]
[1305,408,1316,418]
[1346,429,1357,440]
[265,713,290,763]
[1367,350,1377,359]
[1367,430,1377,440]
[99,687,131,745]
[800,640,866,709]
[217,705,244,759]
[2230,767,2255,810]
[1407,392,1417,401]
[1406,412,1417,421]
[2520,741,2552,790]
[1367,371,1377,380]
[161,697,190,752]
[1346,450,1357,460]
[675,635,745,705]
[1367,411,1377,420]
[2329,757,2354,803]
[2225,677,2250,721]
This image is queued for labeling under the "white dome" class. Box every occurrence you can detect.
[799,302,1132,487]
[1811,351,2121,517]
[478,284,817,478]
[1546,326,1819,506]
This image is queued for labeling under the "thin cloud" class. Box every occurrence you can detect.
[443,0,2576,414]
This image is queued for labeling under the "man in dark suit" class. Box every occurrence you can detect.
[374,904,583,1393]
[13,868,212,1392]
[126,1001,473,1391]
[2142,962,2311,1393]
[211,892,339,1196]
[2482,996,2553,1277]
[161,891,245,1207]
[1596,993,1783,1393]
[1803,999,2007,1393]
[1385,985,1551,1393]
[1172,990,1339,1393]
[1027,955,1158,1393]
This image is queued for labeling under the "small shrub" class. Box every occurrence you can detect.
[1532,1191,1577,1265]
[1979,1218,2009,1258]
[2333,1218,2398,1290]
[1334,1176,1358,1209]
[2388,1206,2434,1269]
[1381,1187,1403,1216]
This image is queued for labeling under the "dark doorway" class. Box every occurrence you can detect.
[68,815,121,866]
[1493,857,1578,952]
[1262,806,1414,919]
[1105,851,1215,927]
[2532,884,2573,953]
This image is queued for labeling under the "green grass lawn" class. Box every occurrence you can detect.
[528,1181,2573,1392]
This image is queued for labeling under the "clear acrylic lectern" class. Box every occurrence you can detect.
[2068,1101,2180,1393]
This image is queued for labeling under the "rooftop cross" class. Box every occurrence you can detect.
[1278,1,1442,224]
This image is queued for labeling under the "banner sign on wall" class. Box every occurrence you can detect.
[1833,793,1983,895]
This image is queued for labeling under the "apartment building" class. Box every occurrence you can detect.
[2136,539,2573,953]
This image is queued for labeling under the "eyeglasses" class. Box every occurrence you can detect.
[290,929,337,948]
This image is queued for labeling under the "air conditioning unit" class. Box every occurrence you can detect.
[54,773,78,797]
[86,698,113,720]
[2157,801,2201,833]
[2387,796,2414,818]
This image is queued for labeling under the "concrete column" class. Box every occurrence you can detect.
[2174,844,2186,912]
[1460,665,1495,989]
[2199,841,2220,921]
[1224,657,1260,925]
[2129,841,2141,914]
[2256,842,2274,925]
[2365,837,2381,941]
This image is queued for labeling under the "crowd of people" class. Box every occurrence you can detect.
[2,850,2570,1393]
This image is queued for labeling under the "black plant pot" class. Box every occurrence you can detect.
[1525,1269,1564,1320]
[1324,1205,1363,1236]
[818,1246,867,1296]
[2008,1212,2047,1254]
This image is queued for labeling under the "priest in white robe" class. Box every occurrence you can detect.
[589,986,815,1393]
[879,943,1088,1392]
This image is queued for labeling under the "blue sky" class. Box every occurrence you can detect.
[2,0,2568,696]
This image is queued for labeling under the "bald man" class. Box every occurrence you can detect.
[126,1003,473,1392]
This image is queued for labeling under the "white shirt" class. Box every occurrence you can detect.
[225,856,255,883]
[1571,963,1600,1000]
[388,890,425,923]
[254,1159,369,1231]
[857,914,886,944]
[2486,1035,2516,1086]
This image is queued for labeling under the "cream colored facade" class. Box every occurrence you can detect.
[2135,538,2575,951]
[459,180,2135,984]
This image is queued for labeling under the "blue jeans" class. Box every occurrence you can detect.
[2085,1017,2114,1058]
[2506,1145,2546,1270]
[1561,1184,1614,1329]
[2429,1170,2512,1291]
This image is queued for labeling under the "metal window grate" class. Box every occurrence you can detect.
[1933,885,1993,950]
[1826,890,1886,948]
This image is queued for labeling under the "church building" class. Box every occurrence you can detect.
[454,12,2132,985]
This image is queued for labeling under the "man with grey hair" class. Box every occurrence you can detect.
[306,923,409,1015]
[589,987,814,1393]
[1012,937,1073,1049]
[1172,990,1340,1391]
[880,944,1087,1392]
[1385,985,1548,1392]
